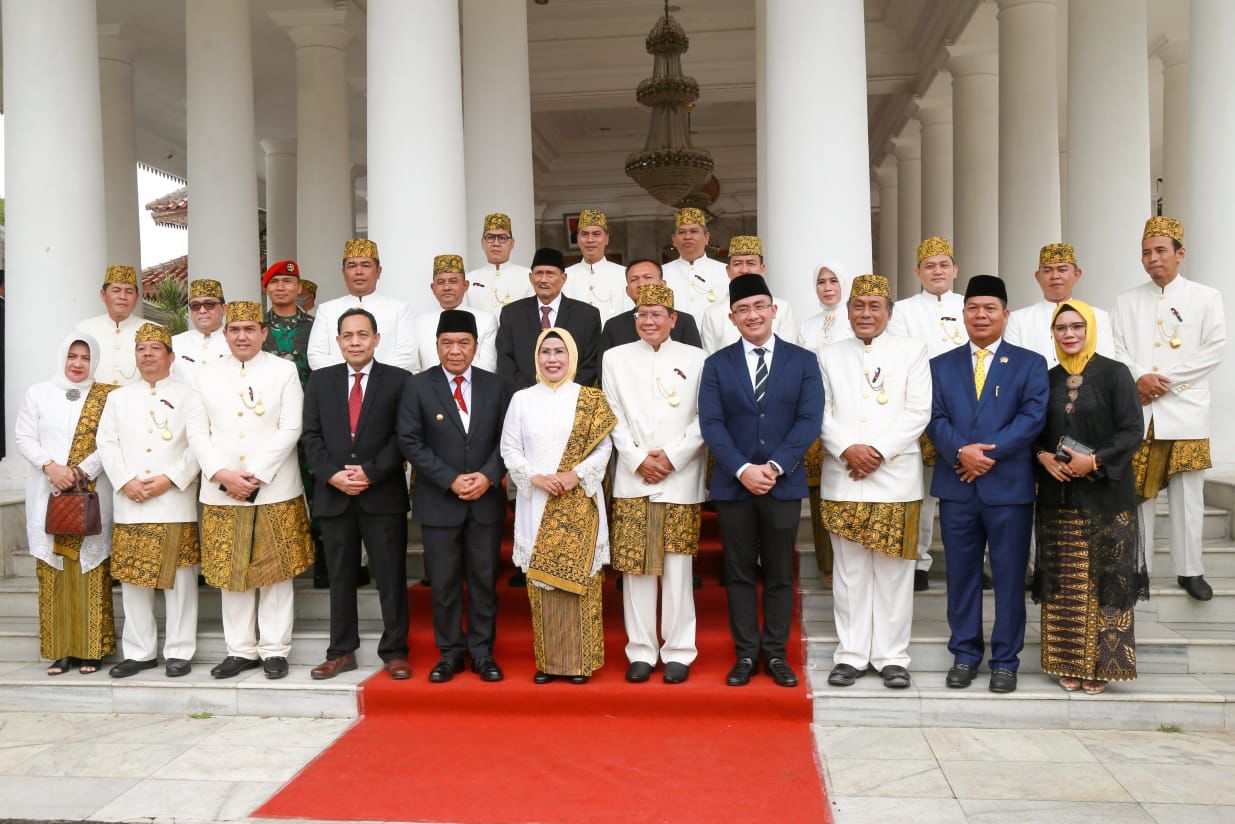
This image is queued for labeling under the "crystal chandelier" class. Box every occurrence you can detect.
[624,2,714,207]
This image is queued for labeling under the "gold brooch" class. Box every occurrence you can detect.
[999,356,1009,364]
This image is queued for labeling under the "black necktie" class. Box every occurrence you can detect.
[753,347,767,403]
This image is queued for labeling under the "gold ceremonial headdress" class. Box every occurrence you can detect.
[728,235,763,258]
[636,283,675,310]
[1143,216,1184,245]
[1038,243,1077,267]
[850,274,891,298]
[343,238,379,261]
[483,213,512,233]
[433,254,465,275]
[916,236,954,265]
[135,322,171,349]
[300,279,318,294]
[578,209,608,230]
[225,301,264,325]
[675,207,708,228]
[104,264,137,287]
[189,279,224,300]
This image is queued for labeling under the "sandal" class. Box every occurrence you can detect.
[78,659,101,675]
[47,657,78,676]
[1081,680,1108,695]
[1059,677,1082,692]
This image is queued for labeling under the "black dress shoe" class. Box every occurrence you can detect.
[569,675,589,685]
[663,662,690,684]
[533,670,554,684]
[880,665,912,689]
[726,657,756,686]
[765,657,799,688]
[356,566,371,587]
[429,655,465,683]
[211,656,261,679]
[626,661,653,683]
[509,570,527,587]
[471,657,504,682]
[263,657,289,680]
[946,663,976,688]
[827,663,867,687]
[989,668,1018,693]
[109,658,158,679]
[914,570,930,592]
[1178,575,1214,601]
[165,659,192,678]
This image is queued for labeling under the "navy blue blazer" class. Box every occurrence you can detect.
[699,336,824,502]
[926,341,1049,506]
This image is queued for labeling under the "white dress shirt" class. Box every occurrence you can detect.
[307,291,418,372]
[662,255,731,321]
[886,290,968,358]
[534,293,564,328]
[737,335,781,478]
[564,257,629,325]
[442,365,473,432]
[970,338,1003,371]
[171,327,230,384]
[465,261,532,312]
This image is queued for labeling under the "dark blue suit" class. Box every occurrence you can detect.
[700,336,824,661]
[927,340,1048,671]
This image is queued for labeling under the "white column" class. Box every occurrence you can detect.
[271,10,353,301]
[185,0,260,302]
[997,0,1061,308]
[763,0,872,309]
[755,0,769,232]
[261,139,297,268]
[1159,36,1190,224]
[892,122,922,299]
[3,0,107,468]
[1187,0,1235,467]
[368,0,467,310]
[1065,0,1150,310]
[461,0,535,265]
[97,25,140,270]
[875,159,899,287]
[949,47,1000,274]
[917,92,954,241]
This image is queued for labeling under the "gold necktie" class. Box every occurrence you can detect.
[974,348,991,398]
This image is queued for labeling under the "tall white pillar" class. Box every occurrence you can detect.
[997,0,1061,308]
[97,25,140,270]
[271,10,353,300]
[892,121,922,299]
[875,159,899,289]
[3,0,107,466]
[185,0,260,302]
[261,139,297,268]
[1159,36,1190,224]
[763,0,871,308]
[368,0,467,310]
[1187,0,1235,466]
[917,92,954,241]
[949,47,1000,274]
[461,0,535,266]
[1065,0,1150,309]
[755,0,769,232]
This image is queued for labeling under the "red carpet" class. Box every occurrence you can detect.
[255,515,829,823]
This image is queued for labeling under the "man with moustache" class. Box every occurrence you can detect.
[1006,243,1115,367]
[662,208,731,321]
[699,236,797,354]
[413,254,498,373]
[564,209,629,325]
[76,264,159,386]
[172,279,229,385]
[598,259,702,358]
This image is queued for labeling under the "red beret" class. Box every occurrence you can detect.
[262,259,300,288]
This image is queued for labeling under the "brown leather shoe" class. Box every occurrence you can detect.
[310,652,357,680]
[384,658,412,680]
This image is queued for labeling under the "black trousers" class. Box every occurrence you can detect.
[319,502,409,662]
[716,495,801,661]
[421,518,502,659]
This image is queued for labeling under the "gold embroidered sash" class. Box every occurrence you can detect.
[53,383,118,561]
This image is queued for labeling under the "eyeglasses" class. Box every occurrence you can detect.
[188,301,222,312]
[483,233,512,244]
[1052,322,1087,335]
[634,311,670,321]
[732,302,773,318]
[1065,374,1083,414]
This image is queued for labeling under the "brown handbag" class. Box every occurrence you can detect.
[45,478,102,537]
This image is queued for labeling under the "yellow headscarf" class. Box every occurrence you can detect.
[534,326,579,390]
[1052,299,1098,375]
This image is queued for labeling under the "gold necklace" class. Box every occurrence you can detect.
[938,315,963,345]
[863,364,889,405]
[1156,307,1183,349]
[148,409,173,441]
[239,386,265,416]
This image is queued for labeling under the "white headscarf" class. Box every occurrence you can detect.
[52,332,101,393]
[814,261,848,310]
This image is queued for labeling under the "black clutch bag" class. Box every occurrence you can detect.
[1054,435,1094,464]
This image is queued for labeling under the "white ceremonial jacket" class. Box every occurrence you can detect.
[96,376,202,524]
[602,339,709,505]
[662,255,730,321]
[187,351,305,506]
[74,313,155,386]
[307,291,418,372]
[171,327,229,385]
[700,296,798,355]
[798,306,853,356]
[1113,275,1227,439]
[1005,298,1115,369]
[564,258,629,325]
[820,333,932,503]
[412,306,498,373]
[464,262,532,312]
[886,290,968,359]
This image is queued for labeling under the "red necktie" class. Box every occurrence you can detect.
[540,305,552,329]
[349,372,363,437]
[453,375,468,413]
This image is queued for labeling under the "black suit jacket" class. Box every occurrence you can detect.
[301,360,411,518]
[398,366,510,527]
[599,308,703,361]
[495,295,602,389]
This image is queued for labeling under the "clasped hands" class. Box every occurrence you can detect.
[1037,446,1097,483]
[450,472,492,501]
[956,443,997,483]
[328,465,371,497]
[840,444,883,480]
[636,449,676,484]
[739,463,779,495]
[43,462,83,492]
[532,470,581,497]
[216,468,263,500]
[122,474,173,502]
[1136,373,1171,406]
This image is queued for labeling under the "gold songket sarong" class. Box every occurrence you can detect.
[529,571,605,676]
[919,433,937,468]
[1133,421,1212,502]
[200,498,313,591]
[804,438,824,486]
[53,382,118,563]
[610,498,700,575]
[111,522,201,589]
[808,487,834,575]
[527,387,617,594]
[37,557,116,661]
[822,500,921,560]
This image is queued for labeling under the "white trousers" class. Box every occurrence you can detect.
[1140,469,1205,577]
[915,465,937,572]
[622,553,697,666]
[219,578,295,660]
[832,534,915,669]
[120,565,200,662]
